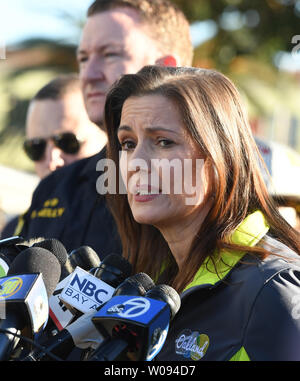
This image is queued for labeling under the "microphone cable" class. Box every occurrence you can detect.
[0,328,64,361]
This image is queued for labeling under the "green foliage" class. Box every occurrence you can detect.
[172,0,300,69]
[0,39,78,172]
[171,0,300,151]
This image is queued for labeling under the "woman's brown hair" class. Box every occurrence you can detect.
[104,65,300,292]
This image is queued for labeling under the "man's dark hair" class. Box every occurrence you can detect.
[87,0,193,66]
[32,74,80,101]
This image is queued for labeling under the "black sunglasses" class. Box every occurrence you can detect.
[23,132,84,162]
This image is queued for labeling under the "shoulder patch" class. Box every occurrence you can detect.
[175,329,210,360]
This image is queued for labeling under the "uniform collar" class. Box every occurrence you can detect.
[78,146,107,182]
[183,210,270,292]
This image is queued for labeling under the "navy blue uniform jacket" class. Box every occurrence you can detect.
[11,148,122,259]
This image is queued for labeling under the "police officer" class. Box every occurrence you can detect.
[1,74,106,238]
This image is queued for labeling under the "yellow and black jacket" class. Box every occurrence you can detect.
[156,211,300,361]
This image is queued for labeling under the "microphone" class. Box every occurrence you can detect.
[21,310,104,362]
[113,272,155,297]
[58,253,132,316]
[89,283,181,361]
[20,272,153,361]
[0,236,25,247]
[7,247,62,297]
[0,237,68,279]
[48,253,132,332]
[61,246,101,280]
[0,237,29,277]
[92,253,134,288]
[0,247,61,360]
[33,252,132,357]
[0,253,11,278]
[32,239,68,270]
[146,284,180,320]
[48,246,101,332]
[0,236,29,254]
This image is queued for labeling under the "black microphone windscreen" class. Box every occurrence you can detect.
[113,272,154,297]
[33,238,68,267]
[7,247,61,297]
[0,245,24,264]
[130,272,155,292]
[0,252,12,267]
[101,253,132,277]
[0,250,14,266]
[69,246,101,271]
[93,253,132,288]
[146,284,181,320]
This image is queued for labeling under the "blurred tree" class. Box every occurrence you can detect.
[171,0,300,148]
[172,0,300,71]
[0,38,78,171]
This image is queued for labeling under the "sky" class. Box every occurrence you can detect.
[0,0,94,46]
[0,0,217,49]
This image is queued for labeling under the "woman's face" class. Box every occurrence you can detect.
[118,94,210,228]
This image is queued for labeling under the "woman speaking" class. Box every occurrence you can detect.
[103,65,300,361]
